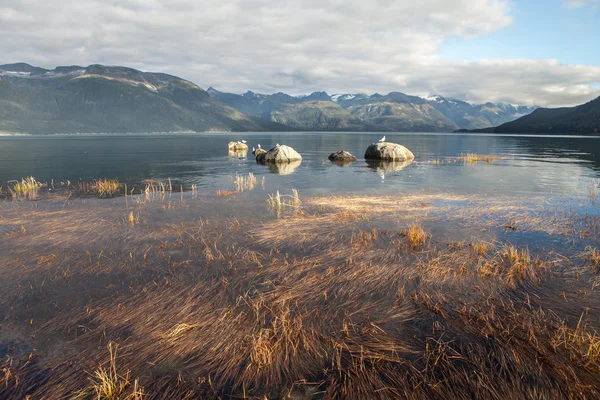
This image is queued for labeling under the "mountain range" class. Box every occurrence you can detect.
[2,62,595,135]
[461,96,600,135]
[207,88,538,132]
[0,63,288,134]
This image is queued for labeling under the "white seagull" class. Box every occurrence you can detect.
[241,140,247,143]
[378,136,386,142]
[257,144,261,149]
[252,146,256,152]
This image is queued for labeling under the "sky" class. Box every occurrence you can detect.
[0,0,599,107]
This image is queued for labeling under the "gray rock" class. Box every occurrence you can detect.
[258,144,302,163]
[364,142,414,161]
[328,150,357,162]
[253,148,267,156]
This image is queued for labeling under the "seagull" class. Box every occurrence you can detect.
[276,143,280,146]
[257,144,261,149]
[252,146,256,152]
[241,140,247,143]
[378,136,386,142]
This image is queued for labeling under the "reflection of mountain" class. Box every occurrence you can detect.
[366,159,414,173]
[260,160,302,175]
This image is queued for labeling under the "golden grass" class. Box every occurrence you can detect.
[471,240,492,255]
[267,189,301,213]
[94,179,121,198]
[8,176,45,200]
[73,342,144,400]
[2,193,600,398]
[585,246,600,269]
[233,172,263,192]
[407,222,428,249]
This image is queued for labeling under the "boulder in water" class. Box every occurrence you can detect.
[253,148,267,156]
[364,142,414,161]
[257,144,302,163]
[328,150,357,162]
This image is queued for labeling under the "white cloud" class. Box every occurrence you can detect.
[0,0,598,107]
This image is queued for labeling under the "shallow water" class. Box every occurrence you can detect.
[4,134,600,398]
[1,132,599,199]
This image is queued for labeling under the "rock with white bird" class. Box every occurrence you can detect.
[256,144,302,163]
[227,141,249,151]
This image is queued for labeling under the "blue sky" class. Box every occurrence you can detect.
[441,0,600,66]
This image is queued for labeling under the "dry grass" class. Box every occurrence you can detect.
[471,240,493,255]
[72,342,144,400]
[2,193,600,398]
[267,189,301,214]
[8,176,45,200]
[585,246,600,269]
[94,179,121,198]
[407,222,428,249]
[233,172,263,192]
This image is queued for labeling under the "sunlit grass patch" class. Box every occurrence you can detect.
[585,246,600,270]
[94,178,121,198]
[551,316,600,371]
[73,342,144,400]
[407,223,428,249]
[8,176,45,200]
[267,189,301,214]
[471,241,492,256]
[233,172,264,192]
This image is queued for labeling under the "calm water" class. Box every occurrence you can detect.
[0,132,599,198]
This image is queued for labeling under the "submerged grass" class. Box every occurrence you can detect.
[2,192,600,398]
[459,153,500,164]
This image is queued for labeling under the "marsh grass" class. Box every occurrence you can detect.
[3,193,600,399]
[233,172,262,192]
[73,343,144,400]
[267,189,301,214]
[8,177,45,200]
[407,222,428,249]
[94,179,121,198]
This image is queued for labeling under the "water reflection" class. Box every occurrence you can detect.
[330,160,355,168]
[366,159,414,173]
[228,150,248,159]
[0,133,599,197]
[261,160,302,175]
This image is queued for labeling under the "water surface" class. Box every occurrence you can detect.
[0,132,599,198]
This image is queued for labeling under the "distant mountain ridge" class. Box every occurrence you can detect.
[461,96,600,135]
[0,63,289,134]
[207,87,537,132]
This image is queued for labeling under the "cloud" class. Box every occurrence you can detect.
[0,0,598,106]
